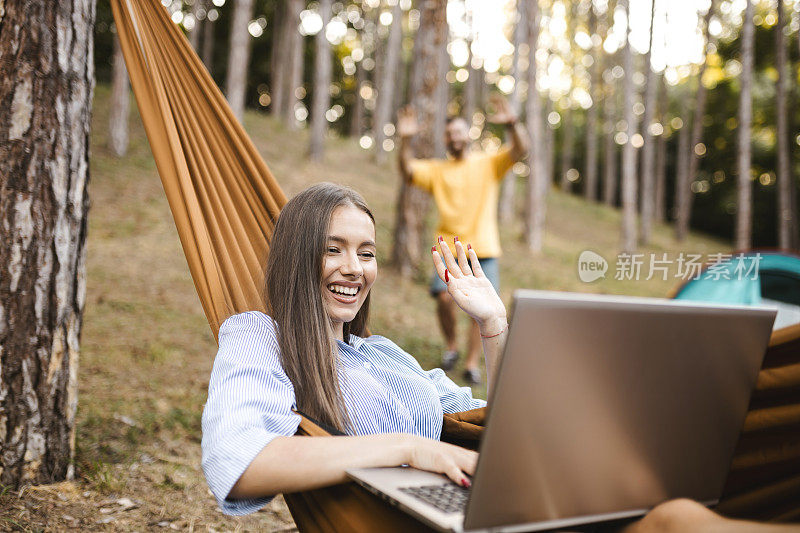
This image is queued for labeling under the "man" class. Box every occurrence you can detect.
[397,95,528,384]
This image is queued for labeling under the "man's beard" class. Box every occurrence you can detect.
[447,142,466,157]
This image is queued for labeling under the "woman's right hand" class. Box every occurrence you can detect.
[404,434,478,487]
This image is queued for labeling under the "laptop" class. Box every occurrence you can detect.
[347,290,777,532]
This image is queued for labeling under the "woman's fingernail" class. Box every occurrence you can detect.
[431,246,436,253]
[438,235,443,242]
[461,478,471,488]
[467,243,472,251]
[454,236,459,242]
[445,269,449,282]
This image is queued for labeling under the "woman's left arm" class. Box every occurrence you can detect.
[432,238,508,393]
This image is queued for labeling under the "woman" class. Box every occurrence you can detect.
[202,183,796,532]
[201,183,508,515]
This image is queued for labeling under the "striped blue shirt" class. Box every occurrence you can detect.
[201,311,486,516]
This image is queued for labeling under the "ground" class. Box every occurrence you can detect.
[0,85,727,532]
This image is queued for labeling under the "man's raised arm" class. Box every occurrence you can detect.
[396,105,419,183]
[487,94,529,162]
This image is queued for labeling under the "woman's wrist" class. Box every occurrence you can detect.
[478,315,508,337]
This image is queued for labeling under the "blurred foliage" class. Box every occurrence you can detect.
[94,0,800,248]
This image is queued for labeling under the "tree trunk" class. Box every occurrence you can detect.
[434,43,449,158]
[776,0,794,249]
[225,0,255,121]
[736,0,754,250]
[283,0,305,129]
[654,121,668,222]
[309,0,332,161]
[463,47,476,123]
[619,0,638,252]
[559,107,574,192]
[676,2,715,241]
[109,33,130,157]
[374,2,403,162]
[202,5,216,72]
[674,105,692,229]
[270,1,289,119]
[188,1,203,51]
[0,0,93,488]
[638,0,658,244]
[392,0,446,277]
[602,82,618,206]
[350,62,365,137]
[499,3,526,225]
[583,2,599,202]
[525,0,546,253]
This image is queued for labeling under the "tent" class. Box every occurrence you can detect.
[673,251,800,330]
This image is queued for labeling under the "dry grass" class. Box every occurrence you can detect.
[0,85,727,532]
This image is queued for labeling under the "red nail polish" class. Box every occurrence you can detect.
[438,235,443,242]
[445,269,449,282]
[431,246,436,253]
[467,243,472,250]
[461,478,471,488]
[454,236,459,242]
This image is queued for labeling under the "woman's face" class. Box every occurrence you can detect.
[321,205,377,335]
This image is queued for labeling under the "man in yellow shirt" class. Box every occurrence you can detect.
[397,95,528,384]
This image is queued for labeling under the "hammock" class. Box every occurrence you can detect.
[110,0,799,528]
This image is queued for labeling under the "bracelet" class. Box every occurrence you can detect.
[480,323,508,339]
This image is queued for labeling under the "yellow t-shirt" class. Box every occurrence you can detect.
[410,146,514,258]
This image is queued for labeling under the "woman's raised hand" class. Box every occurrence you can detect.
[432,238,507,334]
[406,435,478,488]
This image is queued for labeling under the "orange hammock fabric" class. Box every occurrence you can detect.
[111,0,285,340]
[110,0,798,528]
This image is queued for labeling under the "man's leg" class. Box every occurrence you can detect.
[436,291,458,352]
[461,257,501,385]
[465,319,481,374]
[435,291,460,370]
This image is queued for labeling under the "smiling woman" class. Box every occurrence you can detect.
[321,207,378,336]
[200,182,509,516]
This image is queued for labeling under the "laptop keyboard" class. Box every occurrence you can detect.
[398,483,470,514]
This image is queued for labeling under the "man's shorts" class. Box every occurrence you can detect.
[429,257,500,297]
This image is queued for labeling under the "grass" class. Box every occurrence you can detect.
[0,84,729,531]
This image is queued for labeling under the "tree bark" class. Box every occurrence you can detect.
[392,0,445,276]
[638,0,658,244]
[674,104,692,229]
[583,2,600,202]
[202,5,216,72]
[283,0,305,129]
[374,2,403,162]
[434,43,449,158]
[350,62,365,137]
[524,0,546,253]
[736,0,754,250]
[676,2,715,241]
[602,79,618,206]
[654,120,668,222]
[499,3,526,225]
[619,0,638,252]
[0,0,93,488]
[109,33,130,157]
[559,107,574,192]
[225,0,255,121]
[463,47,476,123]
[188,1,203,51]
[270,1,289,118]
[776,0,795,249]
[309,0,332,161]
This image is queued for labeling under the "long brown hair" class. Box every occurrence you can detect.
[264,183,374,432]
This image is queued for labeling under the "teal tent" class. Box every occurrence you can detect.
[673,251,800,330]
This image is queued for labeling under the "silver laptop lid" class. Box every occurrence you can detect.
[464,290,776,531]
